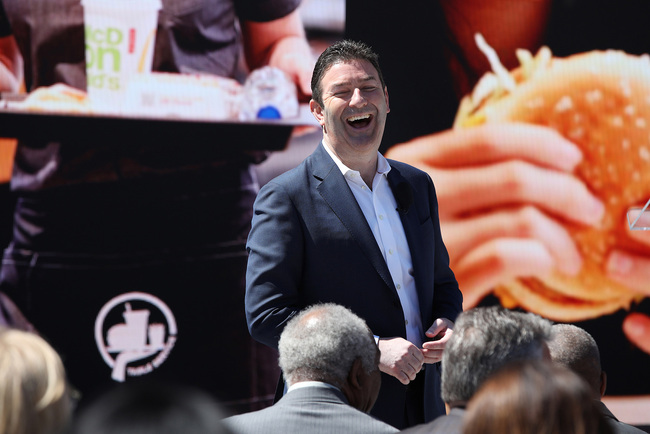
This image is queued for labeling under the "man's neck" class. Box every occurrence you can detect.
[446,401,467,412]
[323,141,378,188]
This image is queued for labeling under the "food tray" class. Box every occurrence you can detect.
[0,96,315,150]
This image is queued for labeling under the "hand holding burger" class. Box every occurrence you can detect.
[453,36,650,322]
[387,36,650,323]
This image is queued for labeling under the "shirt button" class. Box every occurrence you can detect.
[388,249,393,255]
[405,320,409,326]
[396,284,401,290]
[379,214,384,220]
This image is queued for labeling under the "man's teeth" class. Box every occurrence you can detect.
[348,114,370,122]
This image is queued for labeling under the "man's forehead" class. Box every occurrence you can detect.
[323,59,379,83]
[329,75,378,89]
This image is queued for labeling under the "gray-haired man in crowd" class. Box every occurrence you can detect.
[548,324,646,434]
[223,303,398,433]
[402,306,553,434]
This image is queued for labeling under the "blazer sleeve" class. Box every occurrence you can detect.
[428,175,463,322]
[245,179,303,349]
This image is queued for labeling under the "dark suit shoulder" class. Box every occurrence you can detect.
[262,158,309,190]
[223,387,399,434]
[400,408,464,434]
[598,402,647,434]
[386,158,430,180]
[261,146,332,193]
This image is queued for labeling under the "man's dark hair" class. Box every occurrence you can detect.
[441,306,553,405]
[310,39,386,106]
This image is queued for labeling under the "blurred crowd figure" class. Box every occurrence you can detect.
[402,306,553,434]
[67,381,232,434]
[1,306,647,434]
[0,327,72,434]
[0,0,314,414]
[462,359,613,434]
[548,324,647,434]
[223,303,398,433]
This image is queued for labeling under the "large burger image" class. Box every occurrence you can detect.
[455,35,650,322]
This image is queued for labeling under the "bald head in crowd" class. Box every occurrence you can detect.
[547,324,604,399]
[224,303,398,434]
[279,303,381,412]
[547,324,648,434]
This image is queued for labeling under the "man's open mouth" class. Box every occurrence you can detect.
[347,114,372,128]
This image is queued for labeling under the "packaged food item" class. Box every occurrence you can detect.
[122,72,242,120]
[239,66,299,121]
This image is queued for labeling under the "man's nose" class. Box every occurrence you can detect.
[350,88,367,107]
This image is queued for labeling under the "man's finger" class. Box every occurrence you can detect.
[408,348,424,364]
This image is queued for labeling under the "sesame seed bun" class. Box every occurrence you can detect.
[457,49,649,321]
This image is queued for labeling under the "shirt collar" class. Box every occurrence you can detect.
[322,143,391,178]
[287,381,341,393]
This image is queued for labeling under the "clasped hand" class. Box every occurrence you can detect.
[377,318,454,385]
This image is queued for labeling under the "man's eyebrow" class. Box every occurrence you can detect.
[330,75,378,89]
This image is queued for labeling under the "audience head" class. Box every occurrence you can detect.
[0,327,72,434]
[547,323,605,400]
[278,303,381,412]
[68,381,231,434]
[462,359,613,434]
[441,306,553,407]
[310,39,386,107]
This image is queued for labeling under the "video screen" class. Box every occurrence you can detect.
[0,0,648,429]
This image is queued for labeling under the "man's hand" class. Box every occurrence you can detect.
[377,337,424,385]
[422,317,454,363]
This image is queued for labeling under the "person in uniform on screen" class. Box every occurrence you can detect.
[0,0,313,415]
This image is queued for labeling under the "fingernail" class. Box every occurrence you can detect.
[607,251,633,276]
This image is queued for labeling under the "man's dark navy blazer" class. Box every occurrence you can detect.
[245,143,463,429]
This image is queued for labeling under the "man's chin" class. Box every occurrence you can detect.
[345,130,383,150]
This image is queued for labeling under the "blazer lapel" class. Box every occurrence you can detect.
[387,167,433,321]
[311,144,396,293]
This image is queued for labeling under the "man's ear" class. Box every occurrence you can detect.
[341,358,365,411]
[310,99,325,126]
[599,370,607,398]
[347,358,365,391]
